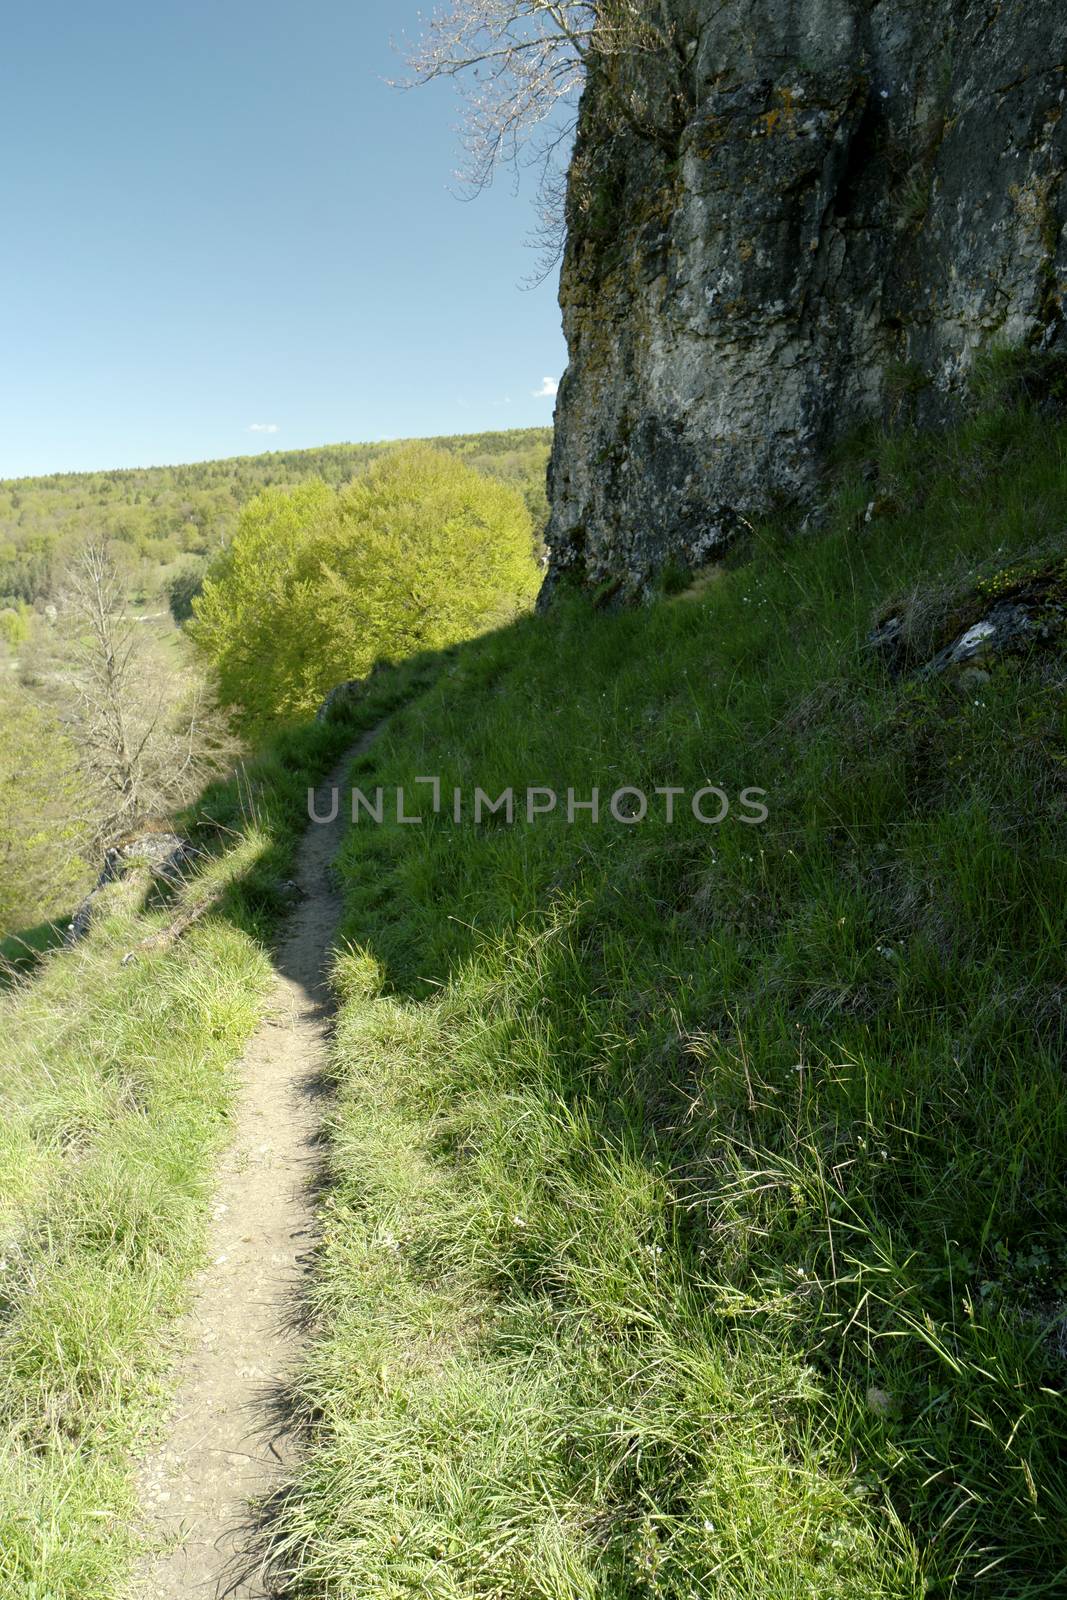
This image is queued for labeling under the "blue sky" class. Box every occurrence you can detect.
[0,1,568,478]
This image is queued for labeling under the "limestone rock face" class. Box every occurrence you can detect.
[544,0,1067,602]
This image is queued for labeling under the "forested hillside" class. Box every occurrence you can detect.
[0,427,551,606]
[0,429,550,945]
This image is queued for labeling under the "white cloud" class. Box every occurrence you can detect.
[533,376,558,399]
[247,422,279,434]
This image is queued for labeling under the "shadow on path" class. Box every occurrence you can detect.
[131,725,384,1599]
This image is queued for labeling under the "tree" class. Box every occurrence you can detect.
[405,3,700,263]
[191,448,539,730]
[188,481,337,731]
[58,544,234,844]
[311,444,540,667]
[0,603,33,648]
[166,558,208,624]
[0,686,87,937]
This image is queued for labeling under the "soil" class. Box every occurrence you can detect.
[131,731,376,1598]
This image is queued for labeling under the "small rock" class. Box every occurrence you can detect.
[955,665,992,694]
[919,603,1037,679]
[316,678,367,723]
[862,495,900,526]
[866,1385,897,1417]
[866,614,906,674]
[66,829,194,945]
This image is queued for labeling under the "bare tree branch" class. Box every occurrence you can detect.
[58,544,239,846]
[403,3,698,273]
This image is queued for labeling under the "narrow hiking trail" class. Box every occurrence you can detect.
[132,732,376,1598]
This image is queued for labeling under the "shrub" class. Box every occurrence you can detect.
[0,603,33,648]
[191,449,537,729]
[0,687,87,936]
[167,558,208,624]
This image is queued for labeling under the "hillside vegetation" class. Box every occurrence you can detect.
[0,429,549,943]
[0,661,437,1600]
[0,689,85,935]
[259,400,1066,1597]
[192,448,540,730]
[0,398,1063,1599]
[0,428,551,608]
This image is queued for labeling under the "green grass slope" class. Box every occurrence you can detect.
[0,660,434,1599]
[267,404,1066,1597]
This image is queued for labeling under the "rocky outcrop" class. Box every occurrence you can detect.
[67,829,192,944]
[315,679,366,724]
[869,555,1067,681]
[544,0,1067,603]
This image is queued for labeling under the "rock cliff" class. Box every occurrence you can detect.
[543,0,1067,602]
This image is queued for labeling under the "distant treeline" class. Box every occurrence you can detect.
[0,428,552,605]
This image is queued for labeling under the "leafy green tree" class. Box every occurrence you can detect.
[189,480,337,728]
[167,557,208,623]
[192,448,539,728]
[0,687,87,936]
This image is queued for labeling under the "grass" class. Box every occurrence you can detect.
[0,918,68,986]
[0,913,269,1597]
[264,402,1067,1597]
[0,653,438,1599]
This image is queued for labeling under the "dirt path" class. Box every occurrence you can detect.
[132,733,373,1598]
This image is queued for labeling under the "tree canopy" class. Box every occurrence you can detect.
[191,447,540,729]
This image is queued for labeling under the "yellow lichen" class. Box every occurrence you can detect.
[757,87,800,139]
